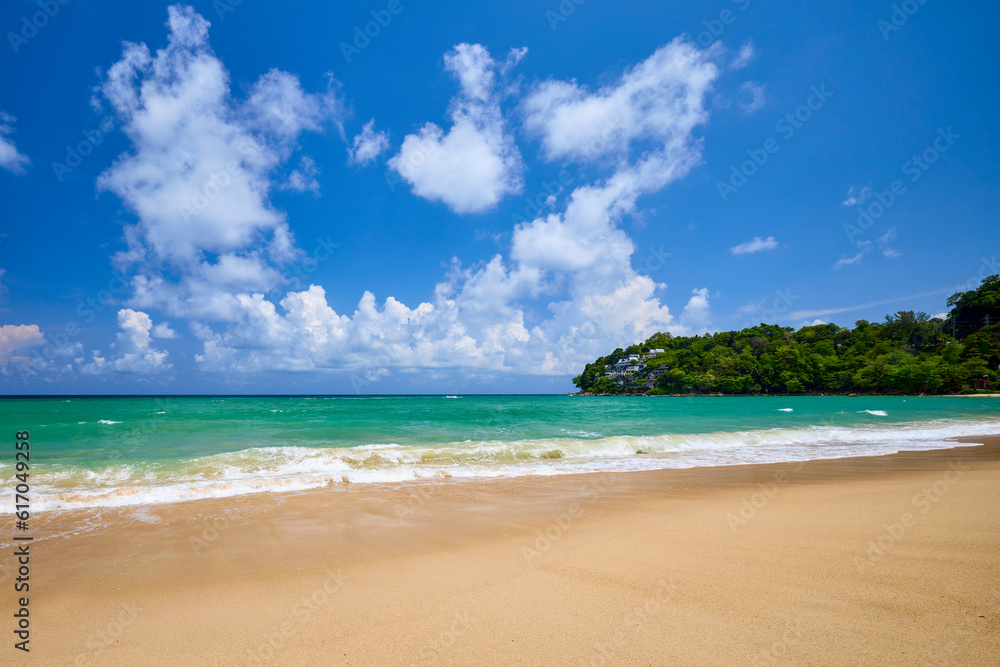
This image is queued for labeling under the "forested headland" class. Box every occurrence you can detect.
[572,275,1000,396]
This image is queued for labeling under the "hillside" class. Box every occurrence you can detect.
[573,275,1000,396]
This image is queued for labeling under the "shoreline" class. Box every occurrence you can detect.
[4,436,999,664]
[569,392,1000,397]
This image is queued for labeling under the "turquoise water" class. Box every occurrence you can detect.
[2,395,998,510]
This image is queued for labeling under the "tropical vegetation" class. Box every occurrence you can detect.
[572,275,1000,395]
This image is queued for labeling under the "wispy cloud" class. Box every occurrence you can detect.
[789,288,952,320]
[833,241,872,269]
[731,236,778,255]
[730,41,755,70]
[878,226,901,257]
[841,185,871,207]
[0,111,30,174]
[739,81,766,114]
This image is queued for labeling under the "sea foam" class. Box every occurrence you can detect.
[23,418,1000,512]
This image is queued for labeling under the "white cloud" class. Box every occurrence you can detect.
[189,39,721,379]
[678,287,712,333]
[878,226,901,257]
[0,324,44,365]
[834,228,900,268]
[790,288,952,320]
[842,185,871,207]
[735,298,765,317]
[348,119,389,165]
[283,156,320,193]
[84,309,171,374]
[0,112,30,175]
[834,241,872,269]
[738,81,766,114]
[522,38,718,163]
[83,32,723,381]
[387,43,524,213]
[95,4,340,315]
[730,41,756,70]
[731,236,778,255]
[151,322,178,338]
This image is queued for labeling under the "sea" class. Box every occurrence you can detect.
[3,395,998,512]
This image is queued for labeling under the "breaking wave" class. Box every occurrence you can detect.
[20,418,999,511]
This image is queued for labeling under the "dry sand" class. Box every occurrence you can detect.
[4,437,999,665]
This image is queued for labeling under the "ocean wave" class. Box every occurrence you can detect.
[98,419,123,424]
[777,408,794,412]
[858,410,888,416]
[25,418,1000,512]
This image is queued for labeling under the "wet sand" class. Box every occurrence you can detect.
[4,437,999,665]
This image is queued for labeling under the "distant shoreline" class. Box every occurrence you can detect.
[568,392,1000,398]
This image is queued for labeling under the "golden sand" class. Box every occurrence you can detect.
[4,437,999,665]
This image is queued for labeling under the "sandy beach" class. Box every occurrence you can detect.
[5,436,999,665]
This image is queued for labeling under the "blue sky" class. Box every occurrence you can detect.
[0,0,997,394]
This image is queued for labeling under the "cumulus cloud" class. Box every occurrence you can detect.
[94,4,341,318]
[522,38,718,163]
[678,288,713,333]
[387,43,524,213]
[84,309,171,374]
[0,112,30,174]
[730,236,778,255]
[85,30,722,382]
[189,38,721,379]
[151,322,179,338]
[0,324,44,365]
[738,81,766,114]
[348,119,389,165]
